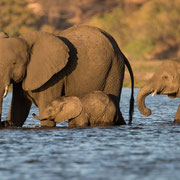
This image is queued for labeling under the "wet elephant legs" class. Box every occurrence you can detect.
[174,105,180,123]
[40,119,56,127]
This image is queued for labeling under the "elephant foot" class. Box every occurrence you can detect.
[174,105,180,124]
[174,118,180,124]
[68,119,89,128]
[40,119,56,127]
[1,120,14,128]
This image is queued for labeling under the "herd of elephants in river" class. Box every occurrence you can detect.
[0,25,179,128]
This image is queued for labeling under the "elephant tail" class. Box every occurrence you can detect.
[122,53,134,125]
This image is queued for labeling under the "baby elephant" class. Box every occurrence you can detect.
[33,91,120,127]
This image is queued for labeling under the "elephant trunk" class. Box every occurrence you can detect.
[137,84,154,116]
[32,113,41,120]
[32,113,48,121]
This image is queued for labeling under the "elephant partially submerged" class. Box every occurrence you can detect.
[137,59,180,123]
[0,25,134,127]
[33,91,120,127]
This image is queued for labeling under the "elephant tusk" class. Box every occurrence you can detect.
[152,90,157,97]
[3,85,9,98]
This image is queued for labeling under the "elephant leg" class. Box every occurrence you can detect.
[103,56,124,101]
[114,106,125,125]
[69,112,89,128]
[107,94,126,125]
[69,118,89,128]
[35,82,65,127]
[68,119,77,128]
[174,105,180,123]
[103,57,126,125]
[7,83,32,127]
[40,119,56,127]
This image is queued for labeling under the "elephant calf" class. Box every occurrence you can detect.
[33,91,120,127]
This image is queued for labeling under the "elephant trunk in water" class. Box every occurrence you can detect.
[137,84,154,116]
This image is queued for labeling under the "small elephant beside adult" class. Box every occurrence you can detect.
[137,59,180,123]
[0,25,134,128]
[33,91,120,127]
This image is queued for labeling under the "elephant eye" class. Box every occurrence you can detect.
[162,75,168,80]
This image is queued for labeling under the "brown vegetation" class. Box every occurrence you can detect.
[0,0,179,87]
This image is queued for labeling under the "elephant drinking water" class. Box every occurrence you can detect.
[137,59,180,123]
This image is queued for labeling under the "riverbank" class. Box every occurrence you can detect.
[124,59,162,88]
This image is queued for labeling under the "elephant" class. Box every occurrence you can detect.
[0,25,134,128]
[137,59,180,123]
[33,91,120,127]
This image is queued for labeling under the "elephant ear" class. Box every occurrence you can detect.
[21,32,69,91]
[55,97,83,123]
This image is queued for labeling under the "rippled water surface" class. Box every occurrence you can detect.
[0,89,180,180]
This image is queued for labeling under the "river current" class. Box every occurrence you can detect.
[0,89,180,180]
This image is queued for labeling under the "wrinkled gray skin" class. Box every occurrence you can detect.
[137,60,180,123]
[0,25,134,128]
[33,91,119,127]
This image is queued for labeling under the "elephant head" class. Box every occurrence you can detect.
[137,60,180,116]
[33,96,83,122]
[0,31,70,122]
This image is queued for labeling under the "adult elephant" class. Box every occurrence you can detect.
[137,59,180,123]
[0,25,134,127]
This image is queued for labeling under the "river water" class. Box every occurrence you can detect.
[0,89,180,180]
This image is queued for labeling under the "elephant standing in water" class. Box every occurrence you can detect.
[137,59,180,123]
[33,91,119,127]
[0,25,134,128]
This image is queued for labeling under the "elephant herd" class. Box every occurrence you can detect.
[0,25,179,128]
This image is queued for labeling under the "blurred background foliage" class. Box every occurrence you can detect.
[0,0,41,36]
[89,0,180,61]
[0,0,180,87]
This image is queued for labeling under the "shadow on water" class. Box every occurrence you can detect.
[0,89,180,180]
